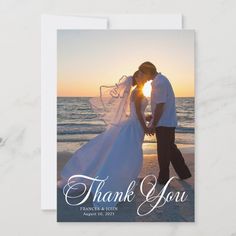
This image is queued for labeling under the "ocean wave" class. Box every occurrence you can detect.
[57,138,91,143]
[58,129,105,135]
[57,126,194,135]
[57,139,193,145]
[176,127,194,133]
[58,123,105,127]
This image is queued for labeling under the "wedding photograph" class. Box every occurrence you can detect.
[56,30,194,222]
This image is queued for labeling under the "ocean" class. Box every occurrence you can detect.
[57,97,194,154]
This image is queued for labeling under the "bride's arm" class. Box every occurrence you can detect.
[134,91,148,133]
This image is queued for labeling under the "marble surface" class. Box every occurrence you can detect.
[0,0,236,235]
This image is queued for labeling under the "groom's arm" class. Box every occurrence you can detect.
[151,103,165,127]
[151,80,167,129]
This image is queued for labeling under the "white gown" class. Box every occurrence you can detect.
[60,90,148,207]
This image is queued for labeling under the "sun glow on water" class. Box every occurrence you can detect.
[142,81,152,97]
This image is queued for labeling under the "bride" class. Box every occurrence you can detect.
[58,71,149,207]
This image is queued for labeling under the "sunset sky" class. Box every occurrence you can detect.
[58,30,194,97]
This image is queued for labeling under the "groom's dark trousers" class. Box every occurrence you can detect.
[156,126,191,183]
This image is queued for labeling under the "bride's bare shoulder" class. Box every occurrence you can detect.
[131,88,143,101]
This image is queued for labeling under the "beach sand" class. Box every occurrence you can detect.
[57,148,194,222]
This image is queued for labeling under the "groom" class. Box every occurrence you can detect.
[138,62,191,184]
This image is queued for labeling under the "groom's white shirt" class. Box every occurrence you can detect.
[151,73,177,127]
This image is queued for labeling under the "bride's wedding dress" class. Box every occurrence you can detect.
[60,86,148,207]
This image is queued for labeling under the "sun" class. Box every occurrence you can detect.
[142,81,152,97]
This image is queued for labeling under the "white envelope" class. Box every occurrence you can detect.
[41,14,182,210]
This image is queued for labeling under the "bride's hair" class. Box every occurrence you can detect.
[132,70,139,86]
[139,61,157,76]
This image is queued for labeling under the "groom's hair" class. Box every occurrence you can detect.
[139,61,157,76]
